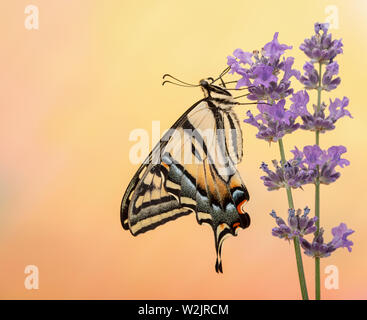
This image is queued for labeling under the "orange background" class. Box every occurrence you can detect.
[0,0,366,299]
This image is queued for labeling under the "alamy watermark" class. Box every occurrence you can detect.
[24,265,39,290]
[128,121,239,176]
[325,264,339,290]
[24,5,39,30]
[325,5,339,30]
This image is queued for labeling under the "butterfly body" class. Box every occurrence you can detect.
[121,79,250,273]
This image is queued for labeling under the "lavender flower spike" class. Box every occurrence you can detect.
[300,229,335,258]
[244,99,300,143]
[290,145,350,185]
[260,159,313,191]
[290,90,352,133]
[300,223,355,258]
[300,22,343,63]
[270,207,317,240]
[227,32,299,101]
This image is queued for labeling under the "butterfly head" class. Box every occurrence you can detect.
[199,78,232,100]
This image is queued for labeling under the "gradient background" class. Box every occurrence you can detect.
[0,0,366,299]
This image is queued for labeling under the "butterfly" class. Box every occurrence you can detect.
[120,68,252,273]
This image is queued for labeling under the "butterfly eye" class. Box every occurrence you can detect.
[199,79,208,87]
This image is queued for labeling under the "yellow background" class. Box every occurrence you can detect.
[0,0,366,299]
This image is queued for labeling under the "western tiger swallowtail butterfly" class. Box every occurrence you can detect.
[120,69,251,273]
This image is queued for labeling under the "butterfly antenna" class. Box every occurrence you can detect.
[235,101,272,106]
[162,74,198,87]
[162,80,198,87]
[211,66,231,84]
[218,66,230,79]
[220,84,256,91]
[223,80,238,85]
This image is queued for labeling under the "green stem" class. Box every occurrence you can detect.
[315,250,320,300]
[278,139,309,300]
[315,62,322,300]
[315,178,320,231]
[316,130,319,146]
[315,177,320,300]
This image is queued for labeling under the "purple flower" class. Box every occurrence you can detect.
[290,145,350,185]
[260,159,313,191]
[283,57,301,82]
[227,56,243,74]
[227,33,299,102]
[328,97,352,122]
[300,223,355,258]
[300,229,334,258]
[314,22,329,34]
[300,22,343,63]
[252,65,278,88]
[270,207,317,240]
[325,145,351,168]
[289,90,310,115]
[244,99,300,142]
[290,91,352,133]
[236,71,252,88]
[302,145,324,169]
[331,223,355,252]
[299,62,319,89]
[233,48,253,65]
[263,32,292,62]
[246,79,294,101]
[322,61,341,91]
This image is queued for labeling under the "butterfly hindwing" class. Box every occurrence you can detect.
[127,163,192,236]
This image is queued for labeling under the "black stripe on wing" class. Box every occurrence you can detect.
[120,163,148,230]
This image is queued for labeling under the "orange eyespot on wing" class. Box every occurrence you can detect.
[236,199,247,214]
